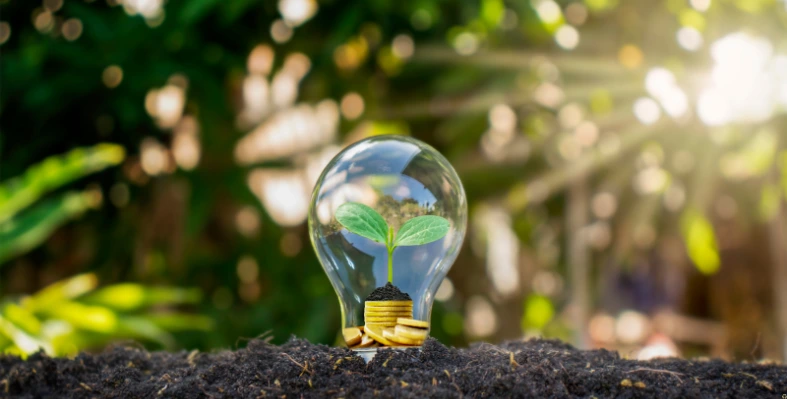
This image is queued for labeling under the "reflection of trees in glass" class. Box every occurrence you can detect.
[330,234,377,300]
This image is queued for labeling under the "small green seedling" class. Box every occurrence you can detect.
[335,202,450,284]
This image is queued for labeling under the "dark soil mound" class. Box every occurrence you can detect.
[366,282,411,301]
[2,338,785,398]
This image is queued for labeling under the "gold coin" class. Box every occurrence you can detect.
[367,318,410,323]
[396,318,429,328]
[357,334,375,348]
[366,320,397,326]
[364,324,395,346]
[395,324,428,340]
[383,329,423,346]
[343,327,362,346]
[363,309,413,317]
[365,311,413,317]
[366,317,396,325]
[365,322,396,328]
[367,317,411,322]
[365,300,413,306]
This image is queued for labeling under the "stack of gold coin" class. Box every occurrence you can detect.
[363,300,413,328]
[360,317,429,347]
[345,326,379,348]
[383,318,429,346]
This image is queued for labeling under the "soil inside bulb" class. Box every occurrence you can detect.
[365,282,412,301]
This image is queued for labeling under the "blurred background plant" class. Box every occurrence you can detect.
[0,273,210,357]
[1,0,786,361]
[0,144,210,356]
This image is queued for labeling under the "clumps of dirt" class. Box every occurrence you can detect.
[366,282,411,301]
[2,337,786,398]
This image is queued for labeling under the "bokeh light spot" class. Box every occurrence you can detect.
[633,97,661,125]
[43,0,64,12]
[453,32,479,55]
[618,44,643,69]
[0,22,11,45]
[62,19,83,41]
[340,92,365,120]
[676,27,703,51]
[237,255,260,284]
[435,278,455,302]
[555,25,579,50]
[278,0,317,27]
[465,296,498,337]
[271,19,293,43]
[391,34,415,59]
[102,65,123,88]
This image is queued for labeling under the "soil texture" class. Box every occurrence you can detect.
[1,338,785,398]
[366,282,411,301]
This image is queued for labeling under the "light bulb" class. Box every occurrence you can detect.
[308,135,467,356]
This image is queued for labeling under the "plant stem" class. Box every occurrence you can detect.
[387,226,394,284]
[388,246,394,283]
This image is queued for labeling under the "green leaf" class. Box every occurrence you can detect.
[141,313,215,331]
[24,273,98,311]
[0,314,53,356]
[394,215,450,247]
[115,316,175,348]
[0,191,99,266]
[0,144,125,223]
[82,284,203,311]
[37,302,118,333]
[335,202,389,244]
[680,209,720,275]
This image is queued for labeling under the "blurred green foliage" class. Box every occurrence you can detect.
[0,144,124,263]
[0,273,211,357]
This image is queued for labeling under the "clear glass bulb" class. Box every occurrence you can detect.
[308,135,467,351]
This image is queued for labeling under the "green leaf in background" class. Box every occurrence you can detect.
[0,144,125,223]
[0,191,101,265]
[394,215,450,246]
[22,273,98,311]
[521,294,555,330]
[0,273,209,356]
[40,302,118,333]
[0,314,53,356]
[142,313,215,331]
[82,284,203,311]
[335,202,389,244]
[116,316,175,348]
[2,304,42,335]
[680,209,720,275]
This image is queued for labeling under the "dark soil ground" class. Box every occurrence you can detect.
[1,337,785,398]
[366,282,411,301]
